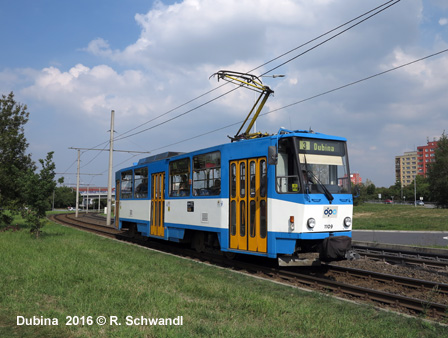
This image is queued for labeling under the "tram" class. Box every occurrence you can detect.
[115,71,353,266]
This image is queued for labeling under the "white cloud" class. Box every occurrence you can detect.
[89,0,393,71]
[4,0,448,187]
[84,38,114,58]
[439,17,448,26]
[21,64,153,124]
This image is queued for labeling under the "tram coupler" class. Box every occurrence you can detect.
[278,254,321,267]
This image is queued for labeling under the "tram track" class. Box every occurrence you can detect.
[48,213,122,238]
[326,264,448,296]
[49,213,448,320]
[352,243,448,271]
[240,263,448,319]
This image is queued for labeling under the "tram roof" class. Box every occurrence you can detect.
[120,129,347,172]
[137,151,185,165]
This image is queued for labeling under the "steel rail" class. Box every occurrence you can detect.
[353,245,448,270]
[235,262,448,318]
[326,264,448,295]
[48,214,122,238]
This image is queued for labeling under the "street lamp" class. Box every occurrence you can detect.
[414,177,417,207]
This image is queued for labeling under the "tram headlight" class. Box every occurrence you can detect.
[307,218,315,229]
[344,217,352,228]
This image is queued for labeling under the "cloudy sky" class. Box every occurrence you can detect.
[1,0,447,188]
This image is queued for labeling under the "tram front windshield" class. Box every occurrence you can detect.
[276,137,351,194]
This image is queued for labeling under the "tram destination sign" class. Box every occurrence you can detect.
[297,139,345,156]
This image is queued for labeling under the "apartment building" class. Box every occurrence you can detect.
[395,139,438,186]
[350,172,362,185]
[417,140,438,177]
[395,151,418,187]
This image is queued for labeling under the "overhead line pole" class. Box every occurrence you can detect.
[69,110,150,224]
[66,151,103,218]
[75,150,80,218]
[107,110,115,226]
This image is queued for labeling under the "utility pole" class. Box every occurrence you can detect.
[63,156,102,218]
[106,110,115,226]
[86,185,90,214]
[414,177,417,207]
[75,150,80,218]
[69,110,150,224]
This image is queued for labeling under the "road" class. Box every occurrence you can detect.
[352,230,448,247]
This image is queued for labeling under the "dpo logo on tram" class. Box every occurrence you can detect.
[323,207,338,218]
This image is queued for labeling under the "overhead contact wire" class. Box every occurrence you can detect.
[260,0,401,77]
[265,47,448,114]
[249,0,397,75]
[77,0,402,170]
[114,0,400,142]
[148,48,448,153]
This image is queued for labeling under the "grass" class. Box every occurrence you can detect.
[1,218,447,337]
[353,203,448,231]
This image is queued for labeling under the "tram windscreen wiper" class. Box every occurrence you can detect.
[307,170,334,204]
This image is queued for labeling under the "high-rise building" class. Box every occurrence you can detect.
[350,172,362,185]
[417,140,438,177]
[395,139,439,186]
[395,151,418,187]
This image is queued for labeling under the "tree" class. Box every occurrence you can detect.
[366,183,376,196]
[427,132,448,207]
[1,92,58,236]
[21,152,57,237]
[400,175,430,203]
[381,181,402,201]
[53,186,78,209]
[0,92,36,225]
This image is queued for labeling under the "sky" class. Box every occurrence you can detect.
[1,0,448,188]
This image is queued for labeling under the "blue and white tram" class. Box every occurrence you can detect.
[115,128,353,265]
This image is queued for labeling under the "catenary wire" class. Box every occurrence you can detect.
[265,47,448,114]
[113,0,400,142]
[70,0,402,176]
[113,86,241,142]
[250,0,398,75]
[145,48,448,154]
[260,0,401,77]
[112,0,399,141]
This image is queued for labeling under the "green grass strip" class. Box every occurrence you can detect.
[0,220,447,337]
[354,204,448,231]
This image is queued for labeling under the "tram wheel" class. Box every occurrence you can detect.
[224,252,236,260]
[191,232,205,253]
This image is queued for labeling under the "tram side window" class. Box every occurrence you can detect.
[276,139,301,193]
[134,167,148,198]
[121,170,133,199]
[169,158,190,197]
[193,151,221,196]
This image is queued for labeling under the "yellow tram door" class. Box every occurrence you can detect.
[229,158,267,253]
[230,160,247,250]
[151,172,165,237]
[247,158,267,253]
[115,180,120,228]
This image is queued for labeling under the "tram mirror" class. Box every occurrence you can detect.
[268,146,278,165]
[353,185,360,198]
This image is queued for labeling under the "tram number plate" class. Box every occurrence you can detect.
[324,224,333,229]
